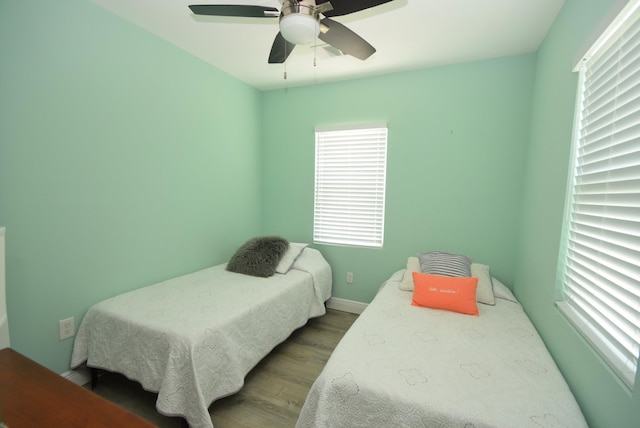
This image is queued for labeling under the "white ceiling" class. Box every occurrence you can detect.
[92,0,565,91]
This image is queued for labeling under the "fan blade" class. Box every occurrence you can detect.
[188,5,279,18]
[317,0,393,17]
[315,1,334,15]
[318,18,375,60]
[268,32,296,63]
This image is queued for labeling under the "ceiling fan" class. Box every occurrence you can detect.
[188,0,394,64]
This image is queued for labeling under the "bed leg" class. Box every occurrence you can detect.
[90,367,98,390]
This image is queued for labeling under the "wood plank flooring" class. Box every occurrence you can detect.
[88,308,359,427]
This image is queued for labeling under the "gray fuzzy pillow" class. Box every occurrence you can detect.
[226,236,289,277]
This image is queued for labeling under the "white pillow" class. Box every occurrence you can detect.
[492,277,518,303]
[275,242,309,274]
[470,263,495,306]
[399,257,421,291]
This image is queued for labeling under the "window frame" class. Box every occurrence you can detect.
[313,124,388,248]
[556,0,640,390]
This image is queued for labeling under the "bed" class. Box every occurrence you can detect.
[71,241,331,428]
[297,257,588,428]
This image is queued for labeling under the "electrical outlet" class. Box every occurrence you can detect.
[346,272,354,284]
[58,317,75,340]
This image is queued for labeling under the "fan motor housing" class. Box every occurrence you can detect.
[279,1,321,45]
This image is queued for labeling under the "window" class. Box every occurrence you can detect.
[313,125,387,248]
[557,0,640,389]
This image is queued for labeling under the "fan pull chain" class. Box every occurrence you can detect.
[314,43,317,67]
[283,43,288,80]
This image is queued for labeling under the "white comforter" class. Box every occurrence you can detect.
[297,271,587,428]
[71,248,331,428]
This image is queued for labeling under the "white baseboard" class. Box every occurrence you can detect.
[326,297,368,315]
[61,366,91,386]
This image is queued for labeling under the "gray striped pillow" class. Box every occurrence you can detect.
[417,251,473,277]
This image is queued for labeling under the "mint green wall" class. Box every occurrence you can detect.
[0,0,263,374]
[514,0,640,427]
[3,2,636,425]
[261,56,536,303]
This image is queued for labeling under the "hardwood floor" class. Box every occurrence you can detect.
[88,309,359,427]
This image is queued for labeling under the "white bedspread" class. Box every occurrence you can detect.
[297,271,587,428]
[71,248,331,428]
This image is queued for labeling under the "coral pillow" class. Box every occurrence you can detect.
[411,272,479,316]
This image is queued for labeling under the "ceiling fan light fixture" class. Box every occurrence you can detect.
[280,5,320,45]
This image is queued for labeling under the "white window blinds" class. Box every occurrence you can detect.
[313,126,387,248]
[557,0,640,389]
